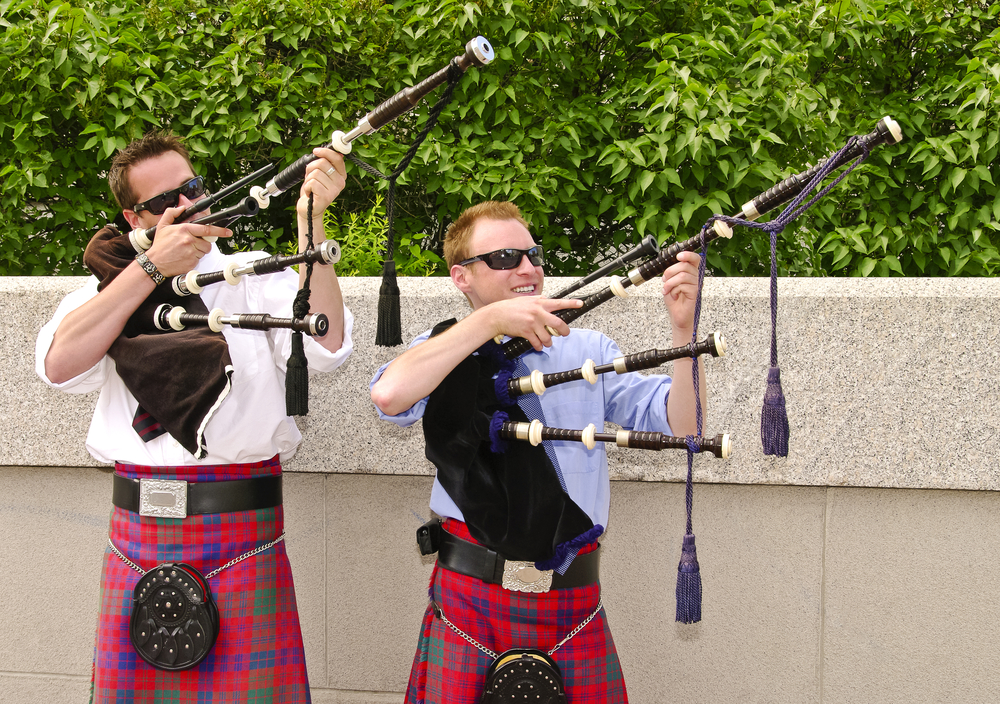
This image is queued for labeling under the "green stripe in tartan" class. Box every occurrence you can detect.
[252,586,279,615]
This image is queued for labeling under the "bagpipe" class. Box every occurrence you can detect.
[500,116,903,360]
[144,35,493,338]
[82,38,495,459]
[504,332,726,398]
[498,419,733,458]
[121,37,496,428]
[424,116,903,625]
[152,304,329,338]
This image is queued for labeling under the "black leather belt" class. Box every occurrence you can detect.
[436,528,600,591]
[112,473,282,517]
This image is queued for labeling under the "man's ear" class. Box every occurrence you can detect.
[451,263,473,295]
[122,209,140,229]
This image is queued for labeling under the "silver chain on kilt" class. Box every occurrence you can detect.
[108,533,286,580]
[436,594,604,659]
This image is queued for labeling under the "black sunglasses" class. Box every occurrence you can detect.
[458,246,544,270]
[132,176,207,215]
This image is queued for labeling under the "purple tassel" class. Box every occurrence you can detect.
[494,371,515,407]
[488,411,509,454]
[761,365,790,457]
[535,525,605,571]
[675,534,702,624]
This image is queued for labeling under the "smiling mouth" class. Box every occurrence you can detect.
[512,285,536,294]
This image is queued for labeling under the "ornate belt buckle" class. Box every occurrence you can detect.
[138,478,188,518]
[501,560,553,593]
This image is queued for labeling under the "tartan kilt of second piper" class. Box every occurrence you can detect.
[405,520,628,704]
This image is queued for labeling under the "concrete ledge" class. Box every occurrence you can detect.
[5,276,999,490]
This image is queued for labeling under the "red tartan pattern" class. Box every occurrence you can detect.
[405,521,628,704]
[91,457,310,703]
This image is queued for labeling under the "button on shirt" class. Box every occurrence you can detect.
[36,245,354,466]
[371,328,673,530]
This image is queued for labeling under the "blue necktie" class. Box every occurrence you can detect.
[513,356,579,573]
[513,356,566,492]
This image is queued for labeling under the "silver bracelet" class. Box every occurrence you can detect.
[135,251,164,285]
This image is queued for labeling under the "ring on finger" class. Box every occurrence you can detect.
[325,166,337,177]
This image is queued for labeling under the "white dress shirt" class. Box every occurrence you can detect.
[36,244,354,466]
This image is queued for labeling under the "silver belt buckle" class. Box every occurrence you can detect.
[501,560,553,593]
[138,478,188,518]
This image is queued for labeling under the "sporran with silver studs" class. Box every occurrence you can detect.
[481,649,567,704]
[129,562,219,670]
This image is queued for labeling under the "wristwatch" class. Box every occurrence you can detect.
[135,251,165,285]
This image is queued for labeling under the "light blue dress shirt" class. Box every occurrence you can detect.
[371,327,674,531]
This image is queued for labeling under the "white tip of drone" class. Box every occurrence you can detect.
[330,130,353,155]
[250,185,270,209]
[882,116,903,144]
[472,36,495,65]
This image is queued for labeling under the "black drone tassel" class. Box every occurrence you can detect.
[376,256,402,347]
[375,178,403,347]
[286,194,314,415]
[350,61,462,346]
[675,533,702,624]
[285,318,309,415]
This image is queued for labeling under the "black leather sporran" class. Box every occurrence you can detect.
[481,648,567,703]
[129,562,220,671]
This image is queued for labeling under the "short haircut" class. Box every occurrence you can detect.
[108,131,193,210]
[443,201,530,268]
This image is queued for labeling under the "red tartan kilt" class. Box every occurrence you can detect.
[92,457,310,704]
[405,520,628,704]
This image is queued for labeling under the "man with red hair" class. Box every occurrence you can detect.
[371,200,705,703]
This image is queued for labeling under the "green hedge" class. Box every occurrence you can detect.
[1,0,997,277]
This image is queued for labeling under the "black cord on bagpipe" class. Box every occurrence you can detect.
[346,62,465,346]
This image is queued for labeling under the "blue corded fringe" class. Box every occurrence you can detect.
[535,525,605,571]
[675,533,702,624]
[488,411,509,454]
[761,365,790,457]
[494,370,515,407]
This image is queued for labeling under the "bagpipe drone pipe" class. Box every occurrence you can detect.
[122,36,495,251]
[423,116,903,623]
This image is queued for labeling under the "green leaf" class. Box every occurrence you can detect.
[638,170,655,194]
[262,122,282,144]
[883,255,903,275]
[950,168,967,191]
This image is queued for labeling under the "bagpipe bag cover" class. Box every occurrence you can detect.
[422,320,595,562]
[84,226,233,458]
